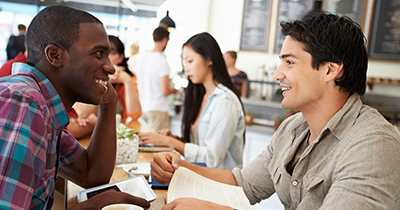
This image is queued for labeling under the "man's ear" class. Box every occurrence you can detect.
[44,44,64,68]
[325,62,344,82]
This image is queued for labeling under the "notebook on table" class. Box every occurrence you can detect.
[139,144,174,152]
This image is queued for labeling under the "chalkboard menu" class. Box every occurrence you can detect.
[240,0,272,51]
[369,0,400,60]
[322,0,365,25]
[274,0,313,53]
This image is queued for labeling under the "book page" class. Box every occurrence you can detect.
[167,167,254,210]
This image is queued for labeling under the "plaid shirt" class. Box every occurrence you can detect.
[0,63,84,210]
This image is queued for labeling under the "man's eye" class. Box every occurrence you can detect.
[286,60,293,65]
[96,51,103,56]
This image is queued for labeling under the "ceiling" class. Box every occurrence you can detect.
[65,0,167,17]
[67,0,166,17]
[107,0,166,6]
[67,0,166,9]
[1,0,167,17]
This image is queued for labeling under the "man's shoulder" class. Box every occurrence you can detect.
[0,75,45,106]
[8,35,17,40]
[135,52,169,75]
[135,52,166,66]
[353,105,399,138]
[139,51,166,60]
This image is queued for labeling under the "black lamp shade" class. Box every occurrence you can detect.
[160,11,175,28]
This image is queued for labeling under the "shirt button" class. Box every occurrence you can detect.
[292,180,298,186]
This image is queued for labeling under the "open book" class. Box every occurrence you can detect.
[167,167,255,210]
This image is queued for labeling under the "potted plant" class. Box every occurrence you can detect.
[116,124,139,165]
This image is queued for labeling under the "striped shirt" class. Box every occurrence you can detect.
[0,63,84,210]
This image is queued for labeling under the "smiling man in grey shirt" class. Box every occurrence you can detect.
[150,12,400,210]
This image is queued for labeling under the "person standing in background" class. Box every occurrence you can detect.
[133,26,178,132]
[127,43,139,73]
[224,51,248,98]
[6,24,27,60]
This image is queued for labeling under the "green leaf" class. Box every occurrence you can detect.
[117,124,136,138]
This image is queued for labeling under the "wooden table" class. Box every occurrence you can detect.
[66,120,167,210]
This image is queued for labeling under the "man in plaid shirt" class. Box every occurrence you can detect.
[0,5,149,210]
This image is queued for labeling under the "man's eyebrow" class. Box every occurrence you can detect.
[279,54,296,60]
[92,45,110,52]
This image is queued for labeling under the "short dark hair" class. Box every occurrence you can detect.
[280,12,368,95]
[17,24,26,31]
[152,26,169,42]
[26,5,102,66]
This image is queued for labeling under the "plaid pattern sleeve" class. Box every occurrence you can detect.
[0,63,84,210]
[60,129,84,166]
[0,82,51,210]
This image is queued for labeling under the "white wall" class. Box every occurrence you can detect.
[160,0,400,98]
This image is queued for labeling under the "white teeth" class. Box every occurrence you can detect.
[282,87,291,91]
[96,80,108,91]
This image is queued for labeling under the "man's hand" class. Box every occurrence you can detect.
[75,189,150,210]
[150,152,181,185]
[101,80,118,107]
[162,198,232,210]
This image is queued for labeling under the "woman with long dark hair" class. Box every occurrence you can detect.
[139,32,245,170]
[74,35,141,132]
[107,35,141,123]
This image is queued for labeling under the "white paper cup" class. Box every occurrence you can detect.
[101,203,144,210]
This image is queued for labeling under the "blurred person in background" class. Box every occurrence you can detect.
[127,43,140,73]
[139,32,245,170]
[133,26,178,132]
[224,51,248,98]
[6,24,27,60]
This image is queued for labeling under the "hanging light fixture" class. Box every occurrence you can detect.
[159,11,175,29]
